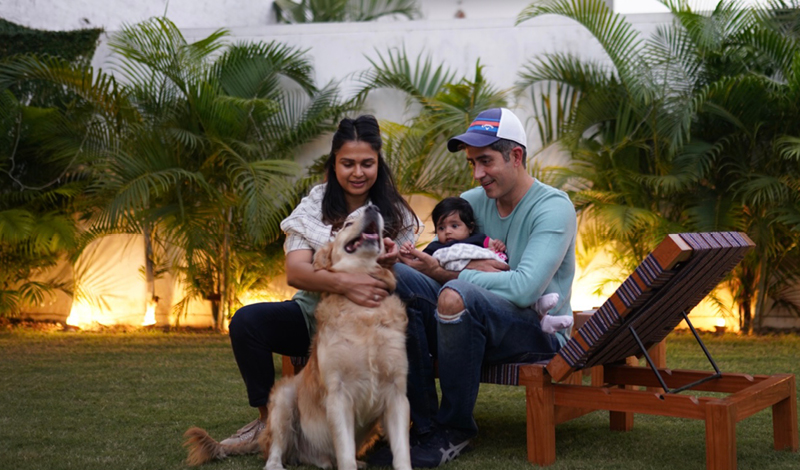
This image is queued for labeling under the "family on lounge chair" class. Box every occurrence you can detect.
[192,109,798,470]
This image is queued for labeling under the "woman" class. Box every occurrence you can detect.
[223,115,422,448]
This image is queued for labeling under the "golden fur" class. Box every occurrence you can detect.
[184,206,411,470]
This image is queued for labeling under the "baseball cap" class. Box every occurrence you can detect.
[447,107,527,152]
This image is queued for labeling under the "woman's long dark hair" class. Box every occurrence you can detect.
[322,115,418,238]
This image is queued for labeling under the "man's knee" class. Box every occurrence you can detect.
[437,287,465,323]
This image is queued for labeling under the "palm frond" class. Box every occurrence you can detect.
[357,46,458,107]
[518,0,652,103]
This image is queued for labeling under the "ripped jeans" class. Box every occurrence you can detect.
[394,263,560,437]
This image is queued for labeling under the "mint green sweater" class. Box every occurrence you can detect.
[459,180,577,346]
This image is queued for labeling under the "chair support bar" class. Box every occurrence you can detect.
[628,311,721,394]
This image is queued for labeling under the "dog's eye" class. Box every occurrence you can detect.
[344,222,353,228]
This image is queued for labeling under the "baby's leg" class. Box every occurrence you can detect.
[534,293,573,334]
[541,314,574,334]
[534,293,560,315]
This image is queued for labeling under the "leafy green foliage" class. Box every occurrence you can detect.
[273,0,420,23]
[0,19,101,63]
[358,48,508,198]
[0,18,103,109]
[516,0,800,332]
[1,17,358,326]
[0,83,88,317]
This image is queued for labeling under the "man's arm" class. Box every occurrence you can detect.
[399,244,461,283]
[459,195,576,308]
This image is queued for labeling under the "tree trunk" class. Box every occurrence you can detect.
[739,300,752,334]
[753,257,769,334]
[143,221,158,324]
[216,208,233,331]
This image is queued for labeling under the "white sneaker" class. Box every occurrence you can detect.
[219,418,265,446]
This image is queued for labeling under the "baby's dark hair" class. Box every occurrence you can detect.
[431,197,476,234]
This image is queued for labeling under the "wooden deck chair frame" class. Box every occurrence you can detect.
[522,232,797,470]
[282,232,798,469]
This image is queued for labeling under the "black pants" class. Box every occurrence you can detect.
[229,300,311,407]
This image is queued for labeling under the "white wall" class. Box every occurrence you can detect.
[1,0,277,31]
[3,0,615,31]
[10,3,799,330]
[90,14,670,124]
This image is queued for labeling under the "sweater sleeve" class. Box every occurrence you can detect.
[458,193,576,308]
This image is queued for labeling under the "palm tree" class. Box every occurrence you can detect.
[517,0,689,280]
[0,88,86,316]
[1,18,358,329]
[94,18,357,329]
[516,0,800,332]
[357,48,509,198]
[273,0,420,23]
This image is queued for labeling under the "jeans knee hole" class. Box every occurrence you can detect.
[436,309,464,324]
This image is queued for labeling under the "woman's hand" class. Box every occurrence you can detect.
[338,272,390,307]
[377,237,399,268]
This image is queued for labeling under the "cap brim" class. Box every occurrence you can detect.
[447,133,500,152]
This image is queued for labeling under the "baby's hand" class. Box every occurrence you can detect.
[400,241,415,257]
[488,238,506,253]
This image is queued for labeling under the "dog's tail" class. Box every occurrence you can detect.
[183,427,261,466]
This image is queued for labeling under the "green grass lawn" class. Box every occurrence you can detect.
[1,328,798,470]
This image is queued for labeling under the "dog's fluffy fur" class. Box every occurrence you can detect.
[184,206,411,470]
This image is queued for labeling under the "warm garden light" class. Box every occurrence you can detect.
[142,300,157,327]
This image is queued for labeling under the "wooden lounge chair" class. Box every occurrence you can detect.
[520,231,797,469]
[282,231,798,469]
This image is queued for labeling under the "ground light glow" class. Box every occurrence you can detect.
[142,300,157,326]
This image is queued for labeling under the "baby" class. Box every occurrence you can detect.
[405,197,573,335]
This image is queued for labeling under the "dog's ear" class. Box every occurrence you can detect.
[313,242,334,271]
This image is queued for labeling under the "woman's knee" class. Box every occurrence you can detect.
[229,304,259,339]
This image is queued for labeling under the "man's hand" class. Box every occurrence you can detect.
[377,237,399,267]
[465,258,510,272]
[399,243,440,276]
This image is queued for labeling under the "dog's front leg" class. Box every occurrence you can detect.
[326,388,358,470]
[262,381,299,470]
[383,391,412,470]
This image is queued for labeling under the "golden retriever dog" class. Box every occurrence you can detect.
[184,205,411,470]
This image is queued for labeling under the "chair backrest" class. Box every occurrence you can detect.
[548,232,754,382]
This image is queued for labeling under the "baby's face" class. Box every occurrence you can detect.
[436,212,472,244]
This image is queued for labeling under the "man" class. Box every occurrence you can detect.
[390,107,577,467]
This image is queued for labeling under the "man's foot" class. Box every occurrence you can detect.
[535,292,560,314]
[408,427,472,468]
[219,418,265,447]
[541,314,574,334]
[366,432,425,467]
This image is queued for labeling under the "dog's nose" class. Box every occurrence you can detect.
[366,205,380,214]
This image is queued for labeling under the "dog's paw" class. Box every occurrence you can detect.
[357,459,367,469]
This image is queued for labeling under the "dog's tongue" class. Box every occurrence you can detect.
[362,233,379,241]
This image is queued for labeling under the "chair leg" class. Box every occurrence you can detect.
[609,357,636,431]
[646,340,667,393]
[772,378,799,451]
[705,402,736,470]
[523,366,556,466]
